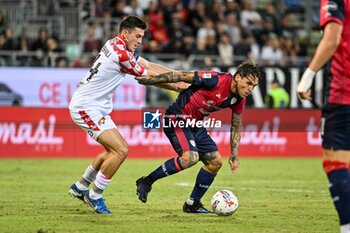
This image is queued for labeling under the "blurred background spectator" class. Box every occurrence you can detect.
[264,78,290,108]
[260,32,283,66]
[218,32,234,67]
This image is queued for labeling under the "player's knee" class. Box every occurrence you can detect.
[180,150,199,168]
[191,151,200,164]
[111,142,129,159]
[209,154,223,172]
[201,152,222,173]
[119,143,129,158]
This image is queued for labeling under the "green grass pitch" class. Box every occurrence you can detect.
[0,158,338,233]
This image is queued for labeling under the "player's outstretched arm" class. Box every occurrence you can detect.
[229,112,242,174]
[135,71,195,85]
[153,82,191,92]
[148,62,190,92]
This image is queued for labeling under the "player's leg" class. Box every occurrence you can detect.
[323,150,350,233]
[68,151,107,201]
[68,110,109,202]
[84,127,128,214]
[322,104,350,232]
[69,110,126,214]
[183,127,221,213]
[136,117,199,203]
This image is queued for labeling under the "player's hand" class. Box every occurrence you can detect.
[229,156,240,174]
[297,68,315,100]
[135,76,149,85]
[297,89,312,100]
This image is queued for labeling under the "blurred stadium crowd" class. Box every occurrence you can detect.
[0,0,321,69]
[0,0,324,107]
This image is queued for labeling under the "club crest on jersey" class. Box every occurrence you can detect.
[230,97,237,105]
[202,73,212,79]
[189,140,196,147]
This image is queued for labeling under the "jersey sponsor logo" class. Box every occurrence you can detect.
[202,100,215,108]
[202,73,212,79]
[143,109,161,129]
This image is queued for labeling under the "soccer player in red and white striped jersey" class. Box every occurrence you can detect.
[68,16,186,214]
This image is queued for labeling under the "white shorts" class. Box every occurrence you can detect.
[69,109,117,141]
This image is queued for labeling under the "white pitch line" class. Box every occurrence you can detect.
[176,182,192,187]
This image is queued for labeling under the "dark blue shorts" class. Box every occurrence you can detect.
[163,117,218,156]
[322,104,350,150]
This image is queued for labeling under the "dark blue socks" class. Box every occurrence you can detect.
[146,157,183,185]
[190,168,216,202]
[327,169,350,225]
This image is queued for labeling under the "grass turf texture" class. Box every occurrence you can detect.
[0,158,338,233]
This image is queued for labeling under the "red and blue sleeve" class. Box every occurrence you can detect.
[193,71,219,89]
[320,0,345,28]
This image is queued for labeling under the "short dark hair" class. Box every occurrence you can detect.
[119,16,147,32]
[234,62,262,82]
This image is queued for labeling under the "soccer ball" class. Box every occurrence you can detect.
[211,189,239,216]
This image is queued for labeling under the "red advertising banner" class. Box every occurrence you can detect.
[0,107,322,158]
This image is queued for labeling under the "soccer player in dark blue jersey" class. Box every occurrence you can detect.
[135,62,261,213]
